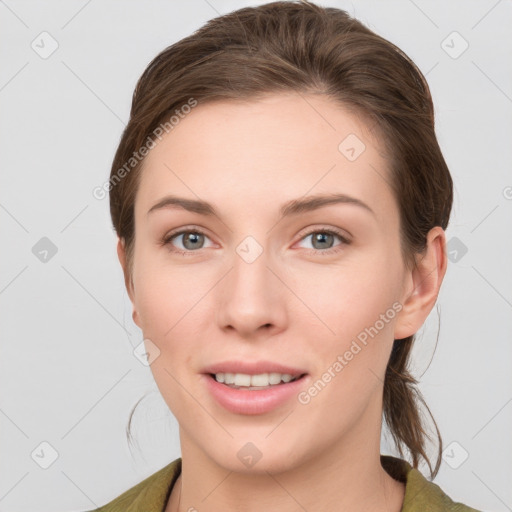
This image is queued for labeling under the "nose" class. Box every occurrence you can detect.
[216,246,288,339]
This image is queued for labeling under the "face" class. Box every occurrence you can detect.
[123,93,414,474]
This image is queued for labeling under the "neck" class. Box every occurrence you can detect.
[167,402,405,512]
[171,456,404,512]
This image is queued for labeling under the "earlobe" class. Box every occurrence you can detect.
[132,308,140,329]
[393,227,447,340]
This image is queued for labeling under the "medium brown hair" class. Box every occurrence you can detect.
[111,0,452,479]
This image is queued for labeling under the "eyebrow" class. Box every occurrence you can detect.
[147,193,375,219]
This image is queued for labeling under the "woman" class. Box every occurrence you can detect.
[92,1,482,510]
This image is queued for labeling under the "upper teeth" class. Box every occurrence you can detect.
[215,372,298,387]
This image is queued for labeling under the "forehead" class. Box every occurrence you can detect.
[135,93,396,220]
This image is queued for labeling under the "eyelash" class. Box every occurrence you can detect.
[161,225,351,257]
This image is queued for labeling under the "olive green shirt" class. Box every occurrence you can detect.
[89,455,482,511]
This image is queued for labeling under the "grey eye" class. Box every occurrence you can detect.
[309,232,336,250]
[178,232,206,250]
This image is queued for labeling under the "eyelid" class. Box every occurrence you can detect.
[163,224,210,239]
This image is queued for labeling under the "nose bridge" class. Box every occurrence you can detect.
[233,242,271,295]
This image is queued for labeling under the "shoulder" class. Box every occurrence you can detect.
[84,458,182,512]
[381,455,483,512]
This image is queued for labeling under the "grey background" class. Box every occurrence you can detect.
[1,0,511,511]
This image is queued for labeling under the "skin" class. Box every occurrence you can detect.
[117,92,447,512]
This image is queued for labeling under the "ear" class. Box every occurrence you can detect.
[116,237,141,329]
[394,226,448,340]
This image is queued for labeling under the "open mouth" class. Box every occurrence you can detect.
[203,369,310,414]
[208,372,307,390]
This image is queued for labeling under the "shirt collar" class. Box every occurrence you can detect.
[108,455,477,512]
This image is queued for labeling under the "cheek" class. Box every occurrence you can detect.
[133,264,202,412]
[132,252,212,376]
[295,268,399,431]
[292,255,400,337]
[132,242,201,333]
[289,257,402,404]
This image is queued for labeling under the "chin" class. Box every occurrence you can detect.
[202,436,309,476]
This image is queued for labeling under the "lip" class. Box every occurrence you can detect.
[201,360,307,376]
[202,373,309,415]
